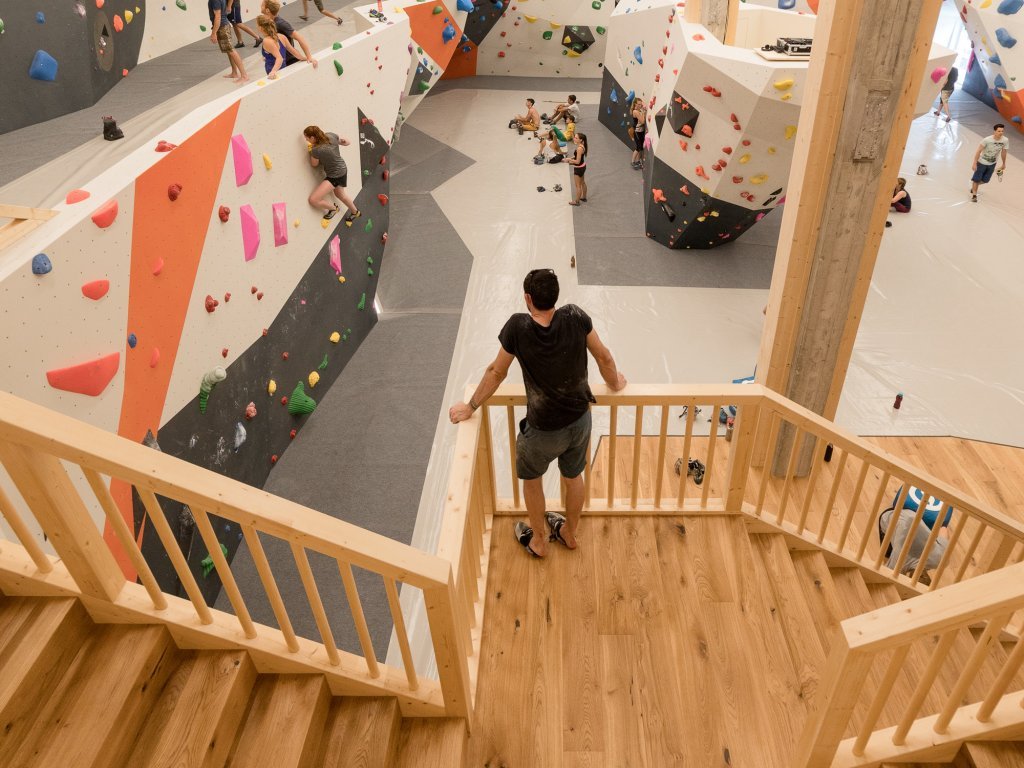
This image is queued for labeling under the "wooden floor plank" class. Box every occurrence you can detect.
[316,697,402,768]
[394,719,466,768]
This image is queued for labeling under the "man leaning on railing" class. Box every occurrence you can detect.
[448,268,626,559]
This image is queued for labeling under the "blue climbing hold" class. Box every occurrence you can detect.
[998,0,1023,14]
[457,0,473,11]
[778,0,796,8]
[36,11,46,23]
[626,89,635,105]
[28,50,58,81]
[1014,115,1023,123]
[996,73,1008,90]
[996,27,1018,48]
[991,54,1002,65]
[442,23,456,42]
[128,333,138,348]
[633,45,642,64]
[31,254,52,275]
[463,46,471,52]
[610,87,618,103]
[460,33,468,42]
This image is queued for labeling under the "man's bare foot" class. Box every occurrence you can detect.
[235,74,250,83]
[223,73,237,79]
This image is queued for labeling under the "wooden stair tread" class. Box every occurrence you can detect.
[10,624,179,768]
[125,649,256,768]
[789,551,848,654]
[394,719,467,768]
[227,674,330,768]
[316,697,402,768]
[960,740,1024,767]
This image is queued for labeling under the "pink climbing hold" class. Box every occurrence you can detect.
[272,202,288,247]
[218,205,230,223]
[152,258,164,276]
[245,402,258,420]
[681,125,693,137]
[65,189,90,205]
[149,348,160,368]
[329,234,342,275]
[168,183,183,201]
[231,134,254,187]
[155,140,177,152]
[91,199,118,228]
[113,14,123,31]
[240,204,260,261]
[81,279,110,300]
[46,352,120,397]
[652,188,667,203]
[930,67,947,84]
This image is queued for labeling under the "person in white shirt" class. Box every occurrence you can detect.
[970,123,1009,202]
[546,95,580,127]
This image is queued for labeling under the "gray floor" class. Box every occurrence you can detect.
[429,74,601,95]
[574,104,782,288]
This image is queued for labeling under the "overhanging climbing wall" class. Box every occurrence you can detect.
[0,13,410,592]
[961,0,1024,132]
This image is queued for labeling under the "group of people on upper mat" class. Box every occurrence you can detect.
[447,268,950,582]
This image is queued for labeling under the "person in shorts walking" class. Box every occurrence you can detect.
[970,123,1008,202]
[226,0,262,48]
[449,269,627,558]
[300,0,343,24]
[209,0,249,83]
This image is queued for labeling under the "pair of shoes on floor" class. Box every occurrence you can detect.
[513,513,574,558]
[673,457,705,485]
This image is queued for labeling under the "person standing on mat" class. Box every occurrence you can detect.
[261,0,318,69]
[934,66,957,123]
[630,98,647,170]
[226,0,262,49]
[300,0,343,24]
[448,269,627,558]
[970,123,1008,202]
[303,126,360,222]
[209,0,249,83]
[567,133,588,206]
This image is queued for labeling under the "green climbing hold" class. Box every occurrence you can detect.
[288,381,317,415]
[332,42,342,50]
[418,80,431,92]
[357,293,366,311]
[367,255,374,264]
[198,367,226,414]
[432,5,443,12]
[363,169,370,177]
[562,49,568,56]
[334,60,343,76]
[318,353,329,370]
[200,24,207,31]
[201,543,227,578]
[0,19,5,35]
[542,30,552,40]
[176,0,187,9]
[364,218,373,232]
[368,267,374,276]
[591,0,600,8]
[596,26,606,35]
[417,46,423,54]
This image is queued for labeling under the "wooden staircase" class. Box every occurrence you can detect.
[0,593,466,768]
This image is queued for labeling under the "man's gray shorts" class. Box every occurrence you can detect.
[516,411,591,480]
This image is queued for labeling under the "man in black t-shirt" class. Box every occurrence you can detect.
[449,269,626,558]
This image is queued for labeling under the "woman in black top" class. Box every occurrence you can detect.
[567,133,588,206]
[303,125,361,222]
[630,98,646,169]
[891,177,911,213]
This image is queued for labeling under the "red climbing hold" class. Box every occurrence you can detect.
[81,279,110,300]
[167,183,183,201]
[251,286,258,294]
[205,295,218,313]
[271,454,279,464]
[280,396,288,406]
[150,348,160,368]
[155,140,177,152]
[91,199,118,229]
[257,291,264,300]
[711,163,721,172]
[65,189,90,205]
[741,139,751,146]
[218,205,230,222]
[498,51,506,57]
[732,176,743,184]
[221,348,228,358]
[382,170,390,181]
[46,352,120,397]
[377,193,389,206]
[289,429,297,439]
[730,113,738,123]
[679,140,688,151]
[224,292,231,302]
[681,185,690,196]
[652,188,667,203]
[681,125,693,137]
[722,147,732,154]
[281,351,289,361]
[152,258,164,276]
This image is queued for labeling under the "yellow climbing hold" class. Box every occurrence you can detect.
[550,21,560,28]
[268,379,277,395]
[767,146,777,154]
[339,275,347,283]
[750,174,768,185]
[330,331,341,343]
[124,10,134,22]
[322,219,330,229]
[262,153,272,170]
[563,35,572,44]
[739,153,751,164]
[257,80,266,86]
[709,211,719,217]
[784,125,797,140]
[293,219,300,227]
[524,14,537,21]
[781,93,792,101]
[308,371,320,388]
[981,0,992,7]
[566,50,581,57]
[773,78,794,91]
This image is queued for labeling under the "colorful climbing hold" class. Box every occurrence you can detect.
[47,352,121,397]
[204,295,218,313]
[198,367,226,413]
[218,205,230,222]
[167,183,183,201]
[245,402,257,420]
[262,153,272,170]
[31,254,52,275]
[28,51,58,82]
[784,126,797,140]
[128,333,138,349]
[234,423,247,452]
[996,28,1018,48]
[287,382,317,415]
[633,46,643,64]
[91,199,118,228]
[82,279,110,300]
[65,189,90,205]
[357,292,367,310]
[335,60,344,76]
[308,371,320,388]
[231,134,253,186]
[240,204,260,262]
[330,331,341,343]
[773,78,794,91]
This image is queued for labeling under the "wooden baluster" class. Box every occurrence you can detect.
[892,629,958,744]
[242,524,300,653]
[910,501,951,586]
[873,482,909,569]
[423,572,472,718]
[853,645,911,755]
[654,405,670,508]
[0,479,53,574]
[856,470,891,561]
[506,406,520,509]
[338,562,380,678]
[136,488,213,624]
[191,507,256,638]
[836,459,869,552]
[927,513,967,591]
[934,613,1013,733]
[753,411,780,518]
[891,502,927,578]
[676,400,696,509]
[607,405,618,508]
[817,448,847,544]
[701,402,720,509]
[774,424,803,525]
[290,543,341,666]
[630,405,644,509]
[982,533,1016,574]
[724,403,761,513]
[795,434,822,535]
[954,523,987,583]
[384,576,418,691]
[976,635,1024,722]
[478,406,498,518]
[583,420,594,507]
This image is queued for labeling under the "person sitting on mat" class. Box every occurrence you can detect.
[890,177,911,213]
[533,129,567,164]
[546,95,580,127]
[510,98,541,134]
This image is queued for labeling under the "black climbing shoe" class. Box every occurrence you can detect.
[514,522,542,558]
[102,116,124,141]
[323,207,339,221]
[345,209,362,222]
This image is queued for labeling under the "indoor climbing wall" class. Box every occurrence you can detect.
[0,14,410,591]
[961,0,1024,132]
[742,0,818,15]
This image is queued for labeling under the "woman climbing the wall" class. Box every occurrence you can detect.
[630,98,647,170]
[567,133,588,206]
[303,125,361,223]
[256,17,305,79]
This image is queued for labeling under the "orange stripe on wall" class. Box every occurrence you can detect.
[108,101,240,578]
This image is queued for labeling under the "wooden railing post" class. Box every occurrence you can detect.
[724,402,761,512]
[0,443,124,601]
[423,571,473,721]
[792,636,874,767]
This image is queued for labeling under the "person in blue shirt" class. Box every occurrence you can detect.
[208,0,249,83]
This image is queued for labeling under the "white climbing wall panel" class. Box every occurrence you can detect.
[962,0,1024,131]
